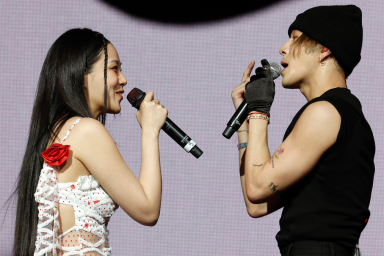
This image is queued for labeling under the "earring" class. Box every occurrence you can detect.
[319,57,325,66]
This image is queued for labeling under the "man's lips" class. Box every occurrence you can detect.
[281,61,288,74]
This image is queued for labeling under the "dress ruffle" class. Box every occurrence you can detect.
[78,175,99,191]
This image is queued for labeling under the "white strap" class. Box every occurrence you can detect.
[60,118,83,144]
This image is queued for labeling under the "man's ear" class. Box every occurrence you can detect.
[320,47,333,61]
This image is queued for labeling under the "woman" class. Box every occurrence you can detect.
[233,5,374,256]
[14,28,168,255]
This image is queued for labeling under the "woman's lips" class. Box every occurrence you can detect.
[116,90,124,99]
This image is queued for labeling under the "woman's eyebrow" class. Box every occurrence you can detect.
[108,59,121,65]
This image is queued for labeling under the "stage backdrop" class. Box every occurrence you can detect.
[1,0,383,255]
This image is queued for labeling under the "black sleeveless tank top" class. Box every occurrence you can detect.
[276,88,375,253]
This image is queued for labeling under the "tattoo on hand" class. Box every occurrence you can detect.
[269,182,280,194]
[253,164,263,167]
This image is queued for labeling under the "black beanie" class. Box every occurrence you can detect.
[288,5,363,77]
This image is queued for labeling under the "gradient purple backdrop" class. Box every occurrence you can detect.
[1,0,383,255]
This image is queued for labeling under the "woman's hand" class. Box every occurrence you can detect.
[136,91,168,135]
[231,61,255,110]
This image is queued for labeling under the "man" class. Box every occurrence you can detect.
[232,5,375,256]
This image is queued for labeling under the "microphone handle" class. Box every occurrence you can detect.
[127,88,202,158]
[162,117,203,158]
[222,100,248,139]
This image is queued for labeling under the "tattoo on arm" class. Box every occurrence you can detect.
[269,182,280,194]
[275,147,284,159]
[253,164,263,167]
[269,147,284,168]
[269,157,274,168]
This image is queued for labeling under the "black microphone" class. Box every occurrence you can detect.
[127,88,203,159]
[222,61,281,139]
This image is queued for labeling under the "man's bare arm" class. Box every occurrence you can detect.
[244,101,341,203]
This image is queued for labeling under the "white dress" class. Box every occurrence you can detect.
[34,118,117,256]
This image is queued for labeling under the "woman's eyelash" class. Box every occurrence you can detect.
[111,66,122,72]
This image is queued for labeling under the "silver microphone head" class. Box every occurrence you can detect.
[269,61,281,80]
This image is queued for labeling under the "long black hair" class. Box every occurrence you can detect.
[13,28,110,256]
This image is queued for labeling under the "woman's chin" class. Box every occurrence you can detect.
[107,107,121,115]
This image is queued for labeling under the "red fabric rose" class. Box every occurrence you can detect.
[42,144,70,166]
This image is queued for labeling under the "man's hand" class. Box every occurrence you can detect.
[231,61,255,110]
[245,59,275,116]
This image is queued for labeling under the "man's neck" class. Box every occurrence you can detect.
[300,70,347,101]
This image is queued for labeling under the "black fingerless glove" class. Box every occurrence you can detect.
[245,59,275,116]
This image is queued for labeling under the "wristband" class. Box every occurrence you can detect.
[237,142,247,150]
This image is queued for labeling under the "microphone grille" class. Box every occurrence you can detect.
[127,88,146,109]
[269,61,281,80]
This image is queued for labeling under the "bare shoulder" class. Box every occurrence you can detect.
[305,101,339,117]
[290,101,341,149]
[68,118,120,161]
[297,101,340,128]
[63,117,114,148]
[69,118,110,137]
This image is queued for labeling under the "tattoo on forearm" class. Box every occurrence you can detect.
[269,182,280,194]
[253,164,263,167]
